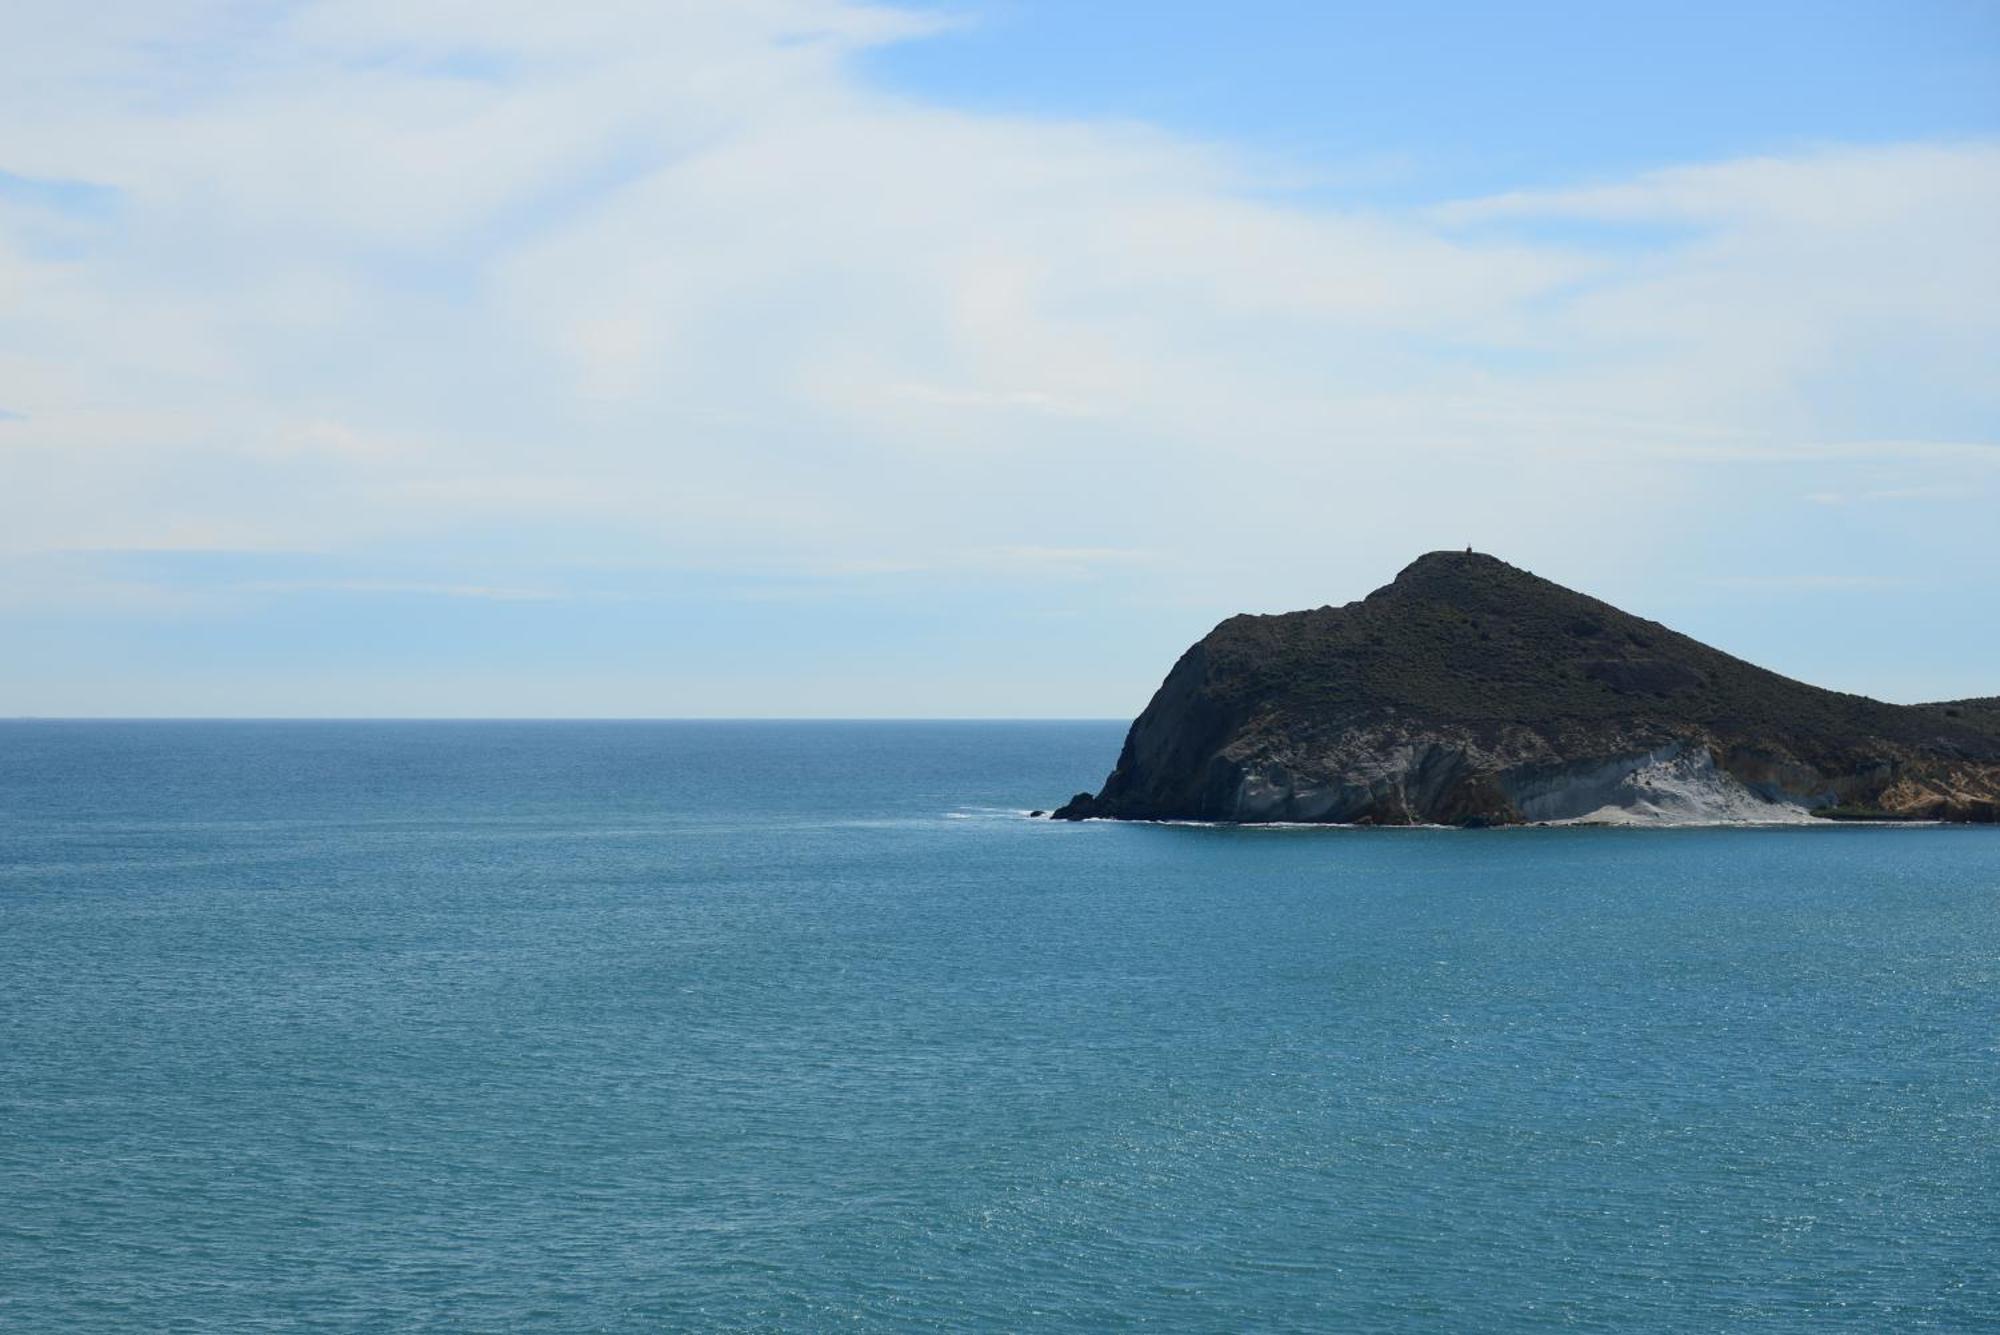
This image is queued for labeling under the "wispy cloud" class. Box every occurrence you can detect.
[1704,574,1915,592]
[0,2,1994,712]
[969,546,1163,577]
[240,579,563,601]
[1806,483,1977,506]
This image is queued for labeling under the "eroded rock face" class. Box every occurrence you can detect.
[1052,553,2000,826]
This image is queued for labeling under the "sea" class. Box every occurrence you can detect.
[2,720,1996,1331]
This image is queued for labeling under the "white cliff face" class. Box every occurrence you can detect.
[1223,738,1822,825]
[1502,744,1816,826]
[1229,737,1483,823]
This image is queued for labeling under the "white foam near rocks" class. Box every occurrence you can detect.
[1510,743,1817,826]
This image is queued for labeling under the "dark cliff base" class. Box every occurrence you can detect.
[1054,552,2000,827]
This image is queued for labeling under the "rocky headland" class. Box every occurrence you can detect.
[1053,552,2000,826]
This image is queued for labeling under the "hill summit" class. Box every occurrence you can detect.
[1052,552,2000,825]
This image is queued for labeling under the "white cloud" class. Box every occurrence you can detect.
[240,579,563,601]
[1438,142,2000,230]
[0,0,1994,630]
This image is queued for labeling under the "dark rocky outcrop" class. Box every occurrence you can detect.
[1053,552,2000,826]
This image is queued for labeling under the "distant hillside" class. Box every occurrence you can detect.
[1053,552,2000,825]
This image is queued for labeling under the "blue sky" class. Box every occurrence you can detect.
[1,1,1996,716]
[869,1,2000,194]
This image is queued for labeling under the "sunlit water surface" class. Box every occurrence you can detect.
[3,721,1996,1330]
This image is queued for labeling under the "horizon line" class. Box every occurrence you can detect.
[0,715,1133,724]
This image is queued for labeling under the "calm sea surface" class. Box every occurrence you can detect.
[2,721,1996,1331]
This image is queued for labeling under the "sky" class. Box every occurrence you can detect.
[2,0,1996,717]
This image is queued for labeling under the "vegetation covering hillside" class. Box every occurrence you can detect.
[1055,552,2000,825]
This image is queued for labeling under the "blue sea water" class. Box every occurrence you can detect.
[2,720,1997,1331]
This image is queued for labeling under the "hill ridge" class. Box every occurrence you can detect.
[1053,552,2000,825]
